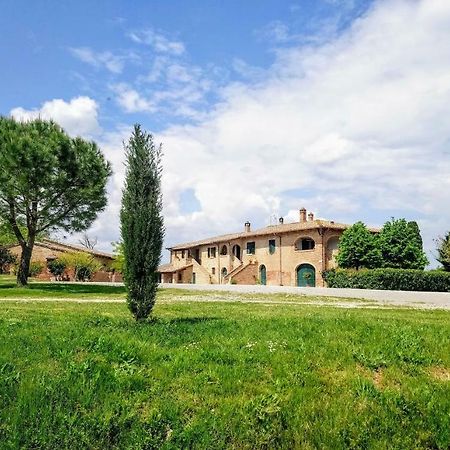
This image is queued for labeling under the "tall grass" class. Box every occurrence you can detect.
[1,297,449,449]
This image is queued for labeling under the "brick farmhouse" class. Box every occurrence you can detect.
[158,208,379,287]
[6,239,122,282]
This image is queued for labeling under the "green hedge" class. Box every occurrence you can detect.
[322,268,450,292]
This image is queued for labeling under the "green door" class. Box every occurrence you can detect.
[296,264,315,287]
[259,265,267,285]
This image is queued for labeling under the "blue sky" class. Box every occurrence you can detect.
[1,0,450,266]
[1,0,373,128]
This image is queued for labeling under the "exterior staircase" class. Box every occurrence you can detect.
[191,258,215,284]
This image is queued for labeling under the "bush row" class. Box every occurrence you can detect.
[322,268,450,292]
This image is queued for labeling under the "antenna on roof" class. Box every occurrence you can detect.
[269,214,277,225]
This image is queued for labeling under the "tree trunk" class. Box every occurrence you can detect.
[17,243,33,286]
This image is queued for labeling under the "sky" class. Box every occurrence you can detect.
[1,0,449,266]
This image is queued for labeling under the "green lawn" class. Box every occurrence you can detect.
[0,277,449,449]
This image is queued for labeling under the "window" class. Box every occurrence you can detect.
[295,237,315,251]
[220,245,228,255]
[178,272,182,282]
[246,241,256,254]
[221,267,228,277]
[208,247,216,258]
[269,239,276,254]
[212,267,216,275]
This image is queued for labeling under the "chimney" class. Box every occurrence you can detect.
[244,221,251,232]
[308,212,314,221]
[299,207,307,223]
[279,217,284,224]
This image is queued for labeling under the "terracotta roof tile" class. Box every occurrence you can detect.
[168,219,380,250]
[1,239,115,259]
[157,263,192,273]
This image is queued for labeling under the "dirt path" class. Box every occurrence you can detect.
[2,292,448,310]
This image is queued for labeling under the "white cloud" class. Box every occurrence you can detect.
[111,83,155,113]
[257,20,291,43]
[148,0,450,263]
[113,60,215,119]
[70,47,127,74]
[10,96,100,137]
[128,29,185,55]
[20,0,450,268]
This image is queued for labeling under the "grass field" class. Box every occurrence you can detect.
[1,276,449,449]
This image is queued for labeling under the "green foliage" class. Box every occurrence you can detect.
[111,241,125,273]
[0,218,49,246]
[28,261,44,278]
[1,290,449,449]
[0,220,23,246]
[120,125,164,320]
[47,259,67,280]
[0,117,111,286]
[336,222,382,269]
[436,232,450,272]
[338,219,429,271]
[60,252,101,282]
[323,268,450,292]
[378,218,428,269]
[0,248,16,273]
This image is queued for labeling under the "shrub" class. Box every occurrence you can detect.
[0,247,16,273]
[60,252,101,282]
[47,259,67,281]
[28,261,44,278]
[322,268,450,292]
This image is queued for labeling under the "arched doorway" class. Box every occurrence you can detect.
[232,244,241,260]
[221,267,228,282]
[296,264,315,287]
[259,265,267,285]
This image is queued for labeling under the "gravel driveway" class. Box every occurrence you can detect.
[158,283,450,310]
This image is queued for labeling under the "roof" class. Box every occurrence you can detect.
[5,238,115,260]
[168,219,380,250]
[157,263,192,273]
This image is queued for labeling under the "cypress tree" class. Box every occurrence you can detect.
[120,125,164,320]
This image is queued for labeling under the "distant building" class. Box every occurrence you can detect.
[158,208,379,287]
[6,238,122,282]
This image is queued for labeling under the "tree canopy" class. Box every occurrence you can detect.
[336,221,382,270]
[120,124,164,320]
[378,218,428,270]
[0,117,111,285]
[436,232,450,271]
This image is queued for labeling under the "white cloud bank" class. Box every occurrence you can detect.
[153,0,450,261]
[10,96,100,138]
[10,0,450,265]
